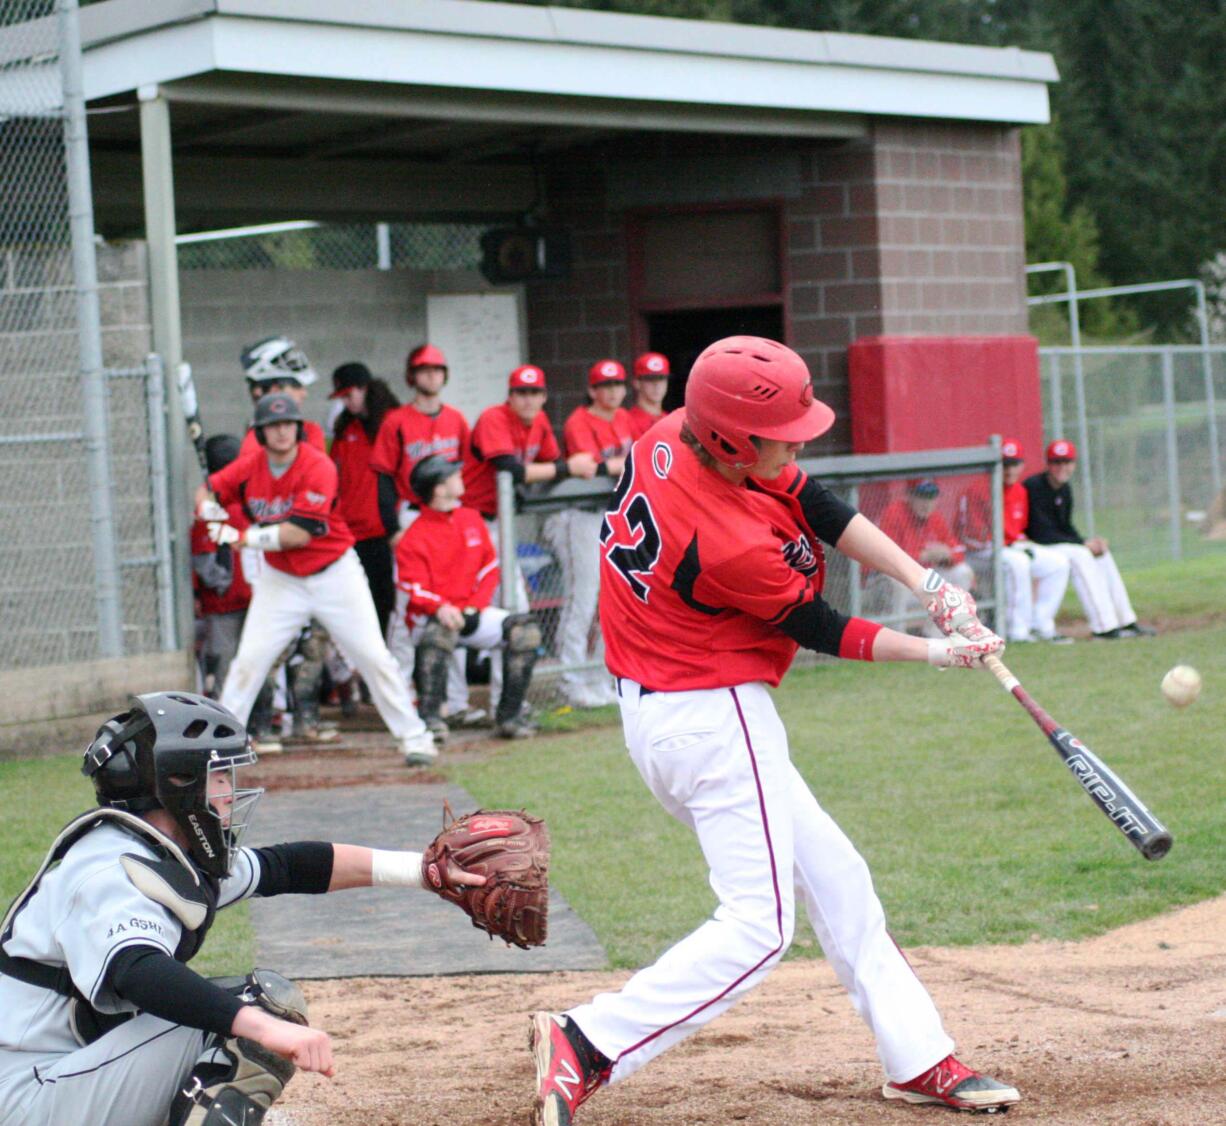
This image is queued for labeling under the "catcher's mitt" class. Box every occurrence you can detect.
[421,804,550,949]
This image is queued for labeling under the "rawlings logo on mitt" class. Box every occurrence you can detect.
[420,804,550,949]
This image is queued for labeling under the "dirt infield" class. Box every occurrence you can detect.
[274,893,1226,1125]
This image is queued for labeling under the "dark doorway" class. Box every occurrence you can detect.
[646,305,785,412]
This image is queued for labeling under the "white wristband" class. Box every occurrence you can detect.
[244,524,282,552]
[370,849,423,888]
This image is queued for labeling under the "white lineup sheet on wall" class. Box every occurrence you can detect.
[426,293,523,422]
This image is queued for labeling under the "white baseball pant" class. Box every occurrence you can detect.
[543,507,615,706]
[1049,543,1136,634]
[569,680,954,1085]
[1001,542,1071,640]
[0,1015,205,1126]
[220,550,426,740]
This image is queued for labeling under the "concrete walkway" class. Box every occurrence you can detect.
[246,783,607,978]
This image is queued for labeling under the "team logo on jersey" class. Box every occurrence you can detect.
[781,533,818,576]
[246,496,294,520]
[404,437,459,462]
[651,441,672,480]
[306,490,326,506]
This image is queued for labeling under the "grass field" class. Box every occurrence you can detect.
[2,556,1221,976]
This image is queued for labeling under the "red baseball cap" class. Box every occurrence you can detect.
[1046,438,1078,461]
[509,364,546,391]
[588,359,626,386]
[1001,437,1024,461]
[633,352,670,378]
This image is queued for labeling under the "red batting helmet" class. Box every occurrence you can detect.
[407,343,448,384]
[588,359,626,386]
[509,364,546,391]
[1001,437,1024,461]
[685,337,834,469]
[633,352,670,378]
[1046,438,1077,461]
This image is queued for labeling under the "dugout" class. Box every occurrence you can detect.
[3,0,1057,643]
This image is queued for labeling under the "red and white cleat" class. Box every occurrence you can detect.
[530,1011,609,1126]
[884,1054,1020,1113]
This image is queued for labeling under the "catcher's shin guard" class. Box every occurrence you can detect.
[415,617,458,725]
[495,613,541,726]
[170,970,308,1126]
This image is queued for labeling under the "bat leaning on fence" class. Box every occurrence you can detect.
[177,361,210,479]
[981,654,1173,861]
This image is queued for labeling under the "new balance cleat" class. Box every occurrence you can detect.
[883,1055,1020,1113]
[530,1011,609,1126]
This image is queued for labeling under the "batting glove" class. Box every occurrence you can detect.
[914,567,984,637]
[198,498,229,522]
[207,521,241,547]
[927,630,1005,669]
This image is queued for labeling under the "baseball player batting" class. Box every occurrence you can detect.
[197,392,436,765]
[0,692,484,1124]
[530,336,1020,1124]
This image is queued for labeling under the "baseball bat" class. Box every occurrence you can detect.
[982,654,1172,860]
[177,361,210,479]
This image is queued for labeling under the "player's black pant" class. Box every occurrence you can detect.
[354,535,395,639]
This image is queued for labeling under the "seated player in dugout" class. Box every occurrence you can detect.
[196,392,436,766]
[0,692,482,1126]
[1023,439,1155,639]
[530,337,1019,1125]
[625,351,672,439]
[237,335,327,457]
[395,455,543,743]
[872,478,975,636]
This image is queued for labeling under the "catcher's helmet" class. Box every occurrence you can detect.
[684,336,834,469]
[410,454,463,505]
[204,434,242,475]
[82,692,261,878]
[252,392,305,446]
[241,336,317,387]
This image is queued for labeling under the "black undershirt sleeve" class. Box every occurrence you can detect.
[107,945,244,1037]
[489,453,526,484]
[251,841,335,897]
[796,477,858,546]
[776,596,851,656]
[378,473,400,536]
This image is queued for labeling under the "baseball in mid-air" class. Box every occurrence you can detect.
[1160,665,1202,708]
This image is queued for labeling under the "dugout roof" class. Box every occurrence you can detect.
[2,0,1057,233]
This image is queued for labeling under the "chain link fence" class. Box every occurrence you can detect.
[509,446,1001,716]
[1,1,170,672]
[177,221,487,273]
[1039,346,1226,569]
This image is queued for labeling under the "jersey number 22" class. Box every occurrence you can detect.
[600,447,661,602]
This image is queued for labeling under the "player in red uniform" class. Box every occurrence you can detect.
[956,438,1071,643]
[371,343,471,701]
[544,359,635,707]
[197,393,435,766]
[626,351,671,439]
[237,336,326,457]
[329,362,400,638]
[530,337,1018,1124]
[463,364,597,521]
[394,456,542,743]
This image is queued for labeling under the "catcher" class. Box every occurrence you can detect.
[0,691,548,1125]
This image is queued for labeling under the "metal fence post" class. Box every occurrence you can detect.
[846,484,861,618]
[376,222,392,270]
[59,0,123,657]
[495,470,528,614]
[990,435,1005,635]
[1072,350,1095,537]
[144,354,178,650]
[1049,352,1064,439]
[1160,350,1183,560]
[1194,284,1222,496]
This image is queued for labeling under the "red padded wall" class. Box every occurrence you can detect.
[847,336,1044,469]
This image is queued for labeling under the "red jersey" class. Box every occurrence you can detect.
[1002,480,1028,546]
[562,405,633,463]
[394,506,499,623]
[209,442,354,577]
[369,403,469,506]
[626,405,666,441]
[330,415,383,540]
[238,419,325,459]
[463,403,561,518]
[877,499,966,566]
[599,411,839,690]
[190,501,251,616]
